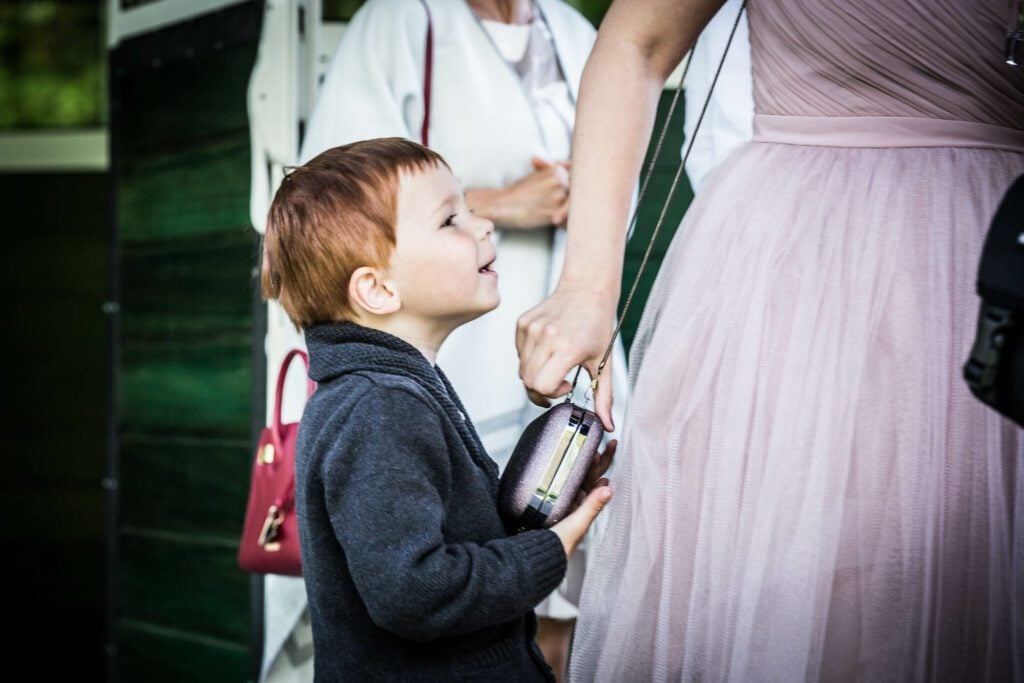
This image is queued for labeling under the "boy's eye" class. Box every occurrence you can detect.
[441,213,456,228]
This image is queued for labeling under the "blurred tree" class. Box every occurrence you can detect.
[0,0,104,129]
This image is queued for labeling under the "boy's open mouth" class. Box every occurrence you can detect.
[479,258,496,274]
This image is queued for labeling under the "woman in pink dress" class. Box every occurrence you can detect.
[516,0,1024,679]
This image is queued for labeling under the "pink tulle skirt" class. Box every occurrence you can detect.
[570,119,1024,681]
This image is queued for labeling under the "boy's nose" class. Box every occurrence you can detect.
[475,214,495,239]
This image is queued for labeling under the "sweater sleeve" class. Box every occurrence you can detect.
[321,385,567,642]
[299,0,427,163]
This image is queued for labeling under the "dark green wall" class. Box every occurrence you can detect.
[2,171,107,678]
[112,4,262,680]
[621,91,693,352]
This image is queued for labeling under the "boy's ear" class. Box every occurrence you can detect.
[348,266,401,316]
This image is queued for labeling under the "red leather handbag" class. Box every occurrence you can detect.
[238,349,315,575]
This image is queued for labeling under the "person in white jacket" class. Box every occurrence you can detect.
[262,2,628,681]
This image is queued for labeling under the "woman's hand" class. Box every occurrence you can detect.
[516,284,618,431]
[466,156,570,230]
[517,0,723,432]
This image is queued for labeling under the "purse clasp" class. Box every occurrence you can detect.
[258,505,286,551]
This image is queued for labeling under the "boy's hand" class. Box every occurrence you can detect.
[582,438,616,493]
[551,440,617,557]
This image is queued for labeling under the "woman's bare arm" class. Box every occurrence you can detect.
[516,0,725,430]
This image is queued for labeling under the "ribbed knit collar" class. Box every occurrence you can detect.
[305,321,437,384]
[304,322,500,488]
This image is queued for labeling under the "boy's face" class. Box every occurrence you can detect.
[388,163,500,326]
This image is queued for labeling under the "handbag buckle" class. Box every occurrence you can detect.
[258,505,286,550]
[527,405,592,520]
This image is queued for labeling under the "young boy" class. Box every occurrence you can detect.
[261,138,613,681]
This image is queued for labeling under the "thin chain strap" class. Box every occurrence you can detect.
[571,0,748,398]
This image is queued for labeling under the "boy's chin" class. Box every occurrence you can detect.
[457,296,500,324]
[474,296,501,317]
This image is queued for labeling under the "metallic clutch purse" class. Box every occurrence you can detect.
[498,401,604,530]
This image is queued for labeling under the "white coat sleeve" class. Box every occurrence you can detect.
[299,0,430,163]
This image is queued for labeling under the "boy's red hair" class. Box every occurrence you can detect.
[261,138,447,327]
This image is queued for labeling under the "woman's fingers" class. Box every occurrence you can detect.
[517,319,566,406]
[552,200,570,228]
[526,387,552,408]
[518,316,574,398]
[529,347,579,397]
[517,315,552,381]
[518,291,618,408]
[528,353,573,397]
[553,163,570,188]
[500,163,572,229]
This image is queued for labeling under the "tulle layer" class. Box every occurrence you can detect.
[570,141,1024,682]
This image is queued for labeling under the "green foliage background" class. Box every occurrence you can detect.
[0,0,105,128]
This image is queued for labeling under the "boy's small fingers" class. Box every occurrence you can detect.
[600,440,617,471]
[589,440,610,473]
[586,485,613,514]
[585,445,613,487]
[561,486,612,551]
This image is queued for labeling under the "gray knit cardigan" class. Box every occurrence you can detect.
[296,322,567,682]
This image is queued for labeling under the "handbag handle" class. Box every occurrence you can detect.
[419,0,433,146]
[271,348,315,450]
